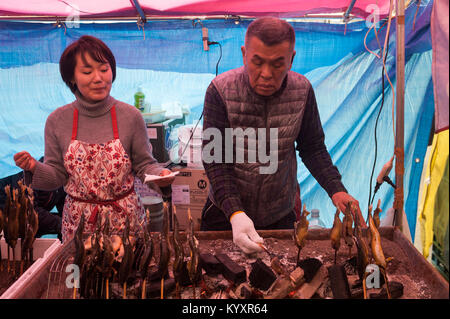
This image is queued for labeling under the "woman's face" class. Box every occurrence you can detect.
[73,52,112,103]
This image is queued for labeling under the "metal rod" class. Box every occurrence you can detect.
[344,0,358,21]
[0,13,359,22]
[394,0,405,229]
[130,0,147,23]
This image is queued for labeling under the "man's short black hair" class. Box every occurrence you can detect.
[245,17,295,48]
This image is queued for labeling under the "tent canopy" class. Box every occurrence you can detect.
[0,1,438,235]
[0,0,393,19]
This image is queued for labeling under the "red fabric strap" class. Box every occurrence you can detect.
[111,105,119,139]
[71,105,118,140]
[69,187,134,225]
[71,108,79,140]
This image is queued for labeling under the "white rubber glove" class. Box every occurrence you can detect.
[229,212,264,254]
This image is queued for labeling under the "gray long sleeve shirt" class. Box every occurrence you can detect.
[31,93,163,191]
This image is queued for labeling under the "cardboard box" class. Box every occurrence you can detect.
[171,166,209,230]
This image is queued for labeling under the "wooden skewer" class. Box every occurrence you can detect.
[123,282,127,299]
[7,247,10,273]
[160,278,164,299]
[73,287,77,299]
[363,273,368,299]
[106,279,109,299]
[141,279,146,299]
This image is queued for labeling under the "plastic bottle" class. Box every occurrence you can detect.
[309,209,326,229]
[134,87,145,112]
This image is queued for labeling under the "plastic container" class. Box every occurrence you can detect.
[0,238,61,299]
[134,87,145,112]
[141,110,166,124]
[308,209,326,229]
[141,196,164,232]
[178,124,203,167]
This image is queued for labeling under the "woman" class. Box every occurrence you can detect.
[14,35,174,242]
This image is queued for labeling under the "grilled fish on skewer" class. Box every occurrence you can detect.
[139,209,154,299]
[27,193,39,262]
[373,199,382,229]
[187,208,201,298]
[17,180,28,241]
[293,204,309,264]
[342,203,354,258]
[7,188,20,275]
[330,209,342,264]
[118,217,134,298]
[368,209,391,299]
[172,207,185,298]
[353,212,371,299]
[157,202,171,299]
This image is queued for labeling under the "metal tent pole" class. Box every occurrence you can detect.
[394,0,405,230]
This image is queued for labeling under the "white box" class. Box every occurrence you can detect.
[0,238,61,299]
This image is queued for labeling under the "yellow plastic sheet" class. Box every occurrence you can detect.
[418,129,449,258]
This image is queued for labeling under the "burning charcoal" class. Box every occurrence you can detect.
[265,267,305,299]
[291,266,327,299]
[200,253,222,276]
[328,265,351,299]
[235,283,253,299]
[249,258,276,291]
[369,281,404,299]
[297,258,322,283]
[215,253,246,285]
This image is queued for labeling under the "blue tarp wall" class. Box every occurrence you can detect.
[0,1,434,233]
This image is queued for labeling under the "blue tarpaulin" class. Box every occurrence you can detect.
[0,0,434,232]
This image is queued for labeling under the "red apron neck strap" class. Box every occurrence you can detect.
[72,105,118,140]
[71,108,79,140]
[111,105,119,139]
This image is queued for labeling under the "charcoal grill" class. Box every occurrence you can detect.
[2,227,448,299]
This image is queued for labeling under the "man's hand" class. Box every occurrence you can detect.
[229,212,264,254]
[153,169,175,187]
[14,151,37,173]
[331,192,366,227]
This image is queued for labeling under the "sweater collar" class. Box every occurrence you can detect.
[73,91,114,117]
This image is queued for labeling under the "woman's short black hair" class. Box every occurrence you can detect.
[59,35,116,94]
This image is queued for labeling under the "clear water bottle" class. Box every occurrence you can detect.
[134,86,145,112]
[309,209,326,229]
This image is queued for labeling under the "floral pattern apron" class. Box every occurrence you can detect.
[62,105,143,242]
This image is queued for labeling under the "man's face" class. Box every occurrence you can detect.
[242,36,296,96]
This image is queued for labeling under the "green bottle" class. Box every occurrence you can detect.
[134,87,145,112]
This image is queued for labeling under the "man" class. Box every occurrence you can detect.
[0,157,64,240]
[200,17,365,254]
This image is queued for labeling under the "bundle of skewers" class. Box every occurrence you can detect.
[71,202,201,299]
[0,181,39,277]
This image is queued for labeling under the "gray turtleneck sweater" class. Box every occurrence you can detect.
[31,93,164,191]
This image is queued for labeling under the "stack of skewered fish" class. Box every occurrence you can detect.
[326,200,392,299]
[0,181,39,276]
[72,202,201,299]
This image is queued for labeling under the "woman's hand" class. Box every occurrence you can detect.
[153,169,176,187]
[13,151,37,173]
